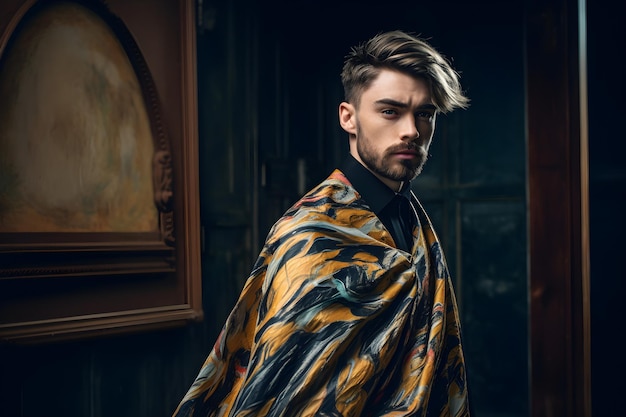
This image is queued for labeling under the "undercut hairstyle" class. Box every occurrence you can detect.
[341,30,469,113]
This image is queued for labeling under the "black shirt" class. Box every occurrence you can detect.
[340,155,416,252]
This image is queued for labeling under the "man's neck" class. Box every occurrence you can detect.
[349,152,402,191]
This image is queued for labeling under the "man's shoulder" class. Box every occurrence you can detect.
[265,170,381,242]
[290,169,360,214]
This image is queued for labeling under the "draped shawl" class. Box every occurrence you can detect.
[173,169,469,417]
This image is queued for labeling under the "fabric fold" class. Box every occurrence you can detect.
[172,169,469,417]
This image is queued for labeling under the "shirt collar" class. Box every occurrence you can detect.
[340,154,411,214]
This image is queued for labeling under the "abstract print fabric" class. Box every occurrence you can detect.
[172,169,470,417]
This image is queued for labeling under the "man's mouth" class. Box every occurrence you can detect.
[392,148,419,157]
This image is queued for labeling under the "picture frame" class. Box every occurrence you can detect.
[0,0,202,343]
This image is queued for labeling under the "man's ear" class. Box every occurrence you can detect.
[338,102,357,135]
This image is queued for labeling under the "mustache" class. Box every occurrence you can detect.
[387,143,428,157]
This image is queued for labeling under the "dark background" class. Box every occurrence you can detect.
[1,0,623,416]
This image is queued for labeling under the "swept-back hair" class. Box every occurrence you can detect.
[341,30,469,113]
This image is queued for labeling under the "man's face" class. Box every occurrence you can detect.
[340,69,437,190]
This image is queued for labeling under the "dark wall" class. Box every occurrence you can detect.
[0,327,208,417]
[588,1,626,416]
[197,1,530,416]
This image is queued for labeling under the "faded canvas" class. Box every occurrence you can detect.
[0,2,157,232]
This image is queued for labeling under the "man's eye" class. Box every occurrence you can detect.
[416,111,434,120]
[382,109,397,116]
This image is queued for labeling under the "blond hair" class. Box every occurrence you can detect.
[341,30,469,113]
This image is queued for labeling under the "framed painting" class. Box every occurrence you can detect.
[0,0,202,343]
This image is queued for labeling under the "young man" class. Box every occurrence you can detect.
[173,30,470,417]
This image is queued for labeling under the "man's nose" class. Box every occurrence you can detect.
[401,116,419,141]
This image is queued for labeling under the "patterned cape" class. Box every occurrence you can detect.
[173,170,470,417]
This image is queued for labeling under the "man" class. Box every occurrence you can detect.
[173,30,470,417]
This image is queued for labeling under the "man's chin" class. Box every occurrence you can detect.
[369,159,424,182]
[396,162,424,181]
[385,169,420,183]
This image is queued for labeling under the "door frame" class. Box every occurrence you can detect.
[526,0,591,415]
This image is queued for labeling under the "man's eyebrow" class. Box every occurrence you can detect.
[374,98,408,108]
[418,104,437,111]
[374,99,436,110]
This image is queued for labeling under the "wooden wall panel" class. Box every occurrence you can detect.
[526,0,591,415]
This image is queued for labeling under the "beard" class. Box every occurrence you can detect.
[355,130,429,183]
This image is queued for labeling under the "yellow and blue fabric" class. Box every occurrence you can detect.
[173,169,470,417]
